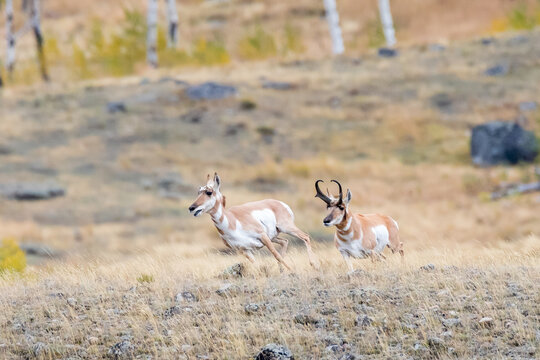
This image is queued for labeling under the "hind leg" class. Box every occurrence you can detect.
[280,225,320,270]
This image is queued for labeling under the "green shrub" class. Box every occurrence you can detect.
[508,3,537,30]
[0,238,26,273]
[137,273,154,283]
[72,44,92,79]
[283,23,305,54]
[367,19,385,48]
[192,38,230,65]
[237,27,277,60]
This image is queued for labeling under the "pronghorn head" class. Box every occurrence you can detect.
[189,173,222,217]
[315,180,352,227]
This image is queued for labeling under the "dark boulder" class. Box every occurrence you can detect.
[471,121,538,166]
[107,102,127,113]
[378,48,398,57]
[255,343,294,360]
[1,182,66,200]
[186,82,237,100]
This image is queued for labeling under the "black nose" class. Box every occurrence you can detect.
[189,205,196,212]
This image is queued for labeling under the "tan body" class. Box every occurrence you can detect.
[315,180,403,272]
[190,174,319,270]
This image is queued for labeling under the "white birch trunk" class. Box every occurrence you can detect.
[30,0,48,80]
[165,0,178,48]
[5,0,16,74]
[323,0,344,55]
[147,0,159,67]
[378,0,396,47]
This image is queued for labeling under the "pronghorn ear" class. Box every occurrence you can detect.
[345,189,352,205]
[213,172,221,190]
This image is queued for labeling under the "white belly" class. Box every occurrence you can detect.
[337,224,390,259]
[221,222,264,250]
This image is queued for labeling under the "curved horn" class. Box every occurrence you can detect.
[331,180,343,204]
[315,180,332,204]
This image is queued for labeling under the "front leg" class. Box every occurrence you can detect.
[239,249,255,263]
[340,250,354,273]
[260,233,292,271]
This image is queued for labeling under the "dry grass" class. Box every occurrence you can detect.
[0,239,538,359]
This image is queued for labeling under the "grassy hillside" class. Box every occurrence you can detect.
[0,12,539,360]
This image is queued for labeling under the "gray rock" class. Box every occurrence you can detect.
[429,43,446,52]
[175,291,198,303]
[222,263,246,278]
[471,121,538,166]
[216,283,240,297]
[108,340,134,359]
[262,81,295,91]
[420,264,436,272]
[294,314,319,326]
[255,343,294,360]
[33,342,47,356]
[378,48,398,57]
[442,318,462,328]
[186,82,237,100]
[19,243,60,258]
[355,315,373,328]
[427,337,445,351]
[484,64,509,76]
[107,102,127,113]
[519,101,537,112]
[1,182,65,200]
[67,297,77,307]
[478,317,494,328]
[163,306,182,319]
[245,303,262,315]
[320,307,337,315]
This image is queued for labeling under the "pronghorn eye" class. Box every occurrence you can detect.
[338,205,344,210]
[205,191,213,196]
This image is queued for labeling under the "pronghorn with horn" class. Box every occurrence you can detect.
[315,180,403,272]
[189,173,320,270]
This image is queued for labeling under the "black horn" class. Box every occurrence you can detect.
[315,180,332,204]
[331,180,343,204]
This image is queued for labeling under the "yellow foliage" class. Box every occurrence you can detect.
[0,238,26,273]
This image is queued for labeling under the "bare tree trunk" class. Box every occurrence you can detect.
[5,0,16,75]
[378,0,396,47]
[322,0,344,55]
[147,0,158,67]
[165,0,178,48]
[29,0,48,81]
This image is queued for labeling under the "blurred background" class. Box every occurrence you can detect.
[0,0,539,270]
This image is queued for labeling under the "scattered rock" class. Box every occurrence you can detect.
[430,93,453,112]
[88,336,99,345]
[429,43,445,52]
[163,306,182,319]
[255,343,294,360]
[471,121,538,166]
[519,101,537,112]
[175,291,198,303]
[427,337,445,352]
[480,37,495,45]
[262,80,295,90]
[440,330,453,339]
[225,123,246,136]
[33,342,47,357]
[240,99,257,110]
[1,182,65,200]
[107,102,127,113]
[413,342,428,354]
[244,303,262,315]
[355,315,373,327]
[222,263,246,278]
[108,340,134,359]
[478,317,494,328]
[378,48,398,57]
[19,243,60,258]
[442,318,462,328]
[181,108,206,123]
[484,64,509,76]
[186,82,237,100]
[216,283,240,297]
[67,297,77,307]
[320,307,337,315]
[294,314,319,326]
[420,264,436,272]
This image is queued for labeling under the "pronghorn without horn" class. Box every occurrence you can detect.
[315,179,403,272]
[189,173,320,270]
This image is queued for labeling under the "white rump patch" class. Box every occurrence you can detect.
[251,209,278,239]
[372,225,390,253]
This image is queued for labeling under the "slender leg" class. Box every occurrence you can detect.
[239,249,255,264]
[271,237,289,273]
[282,225,320,270]
[272,236,289,257]
[260,233,292,271]
[341,251,354,273]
